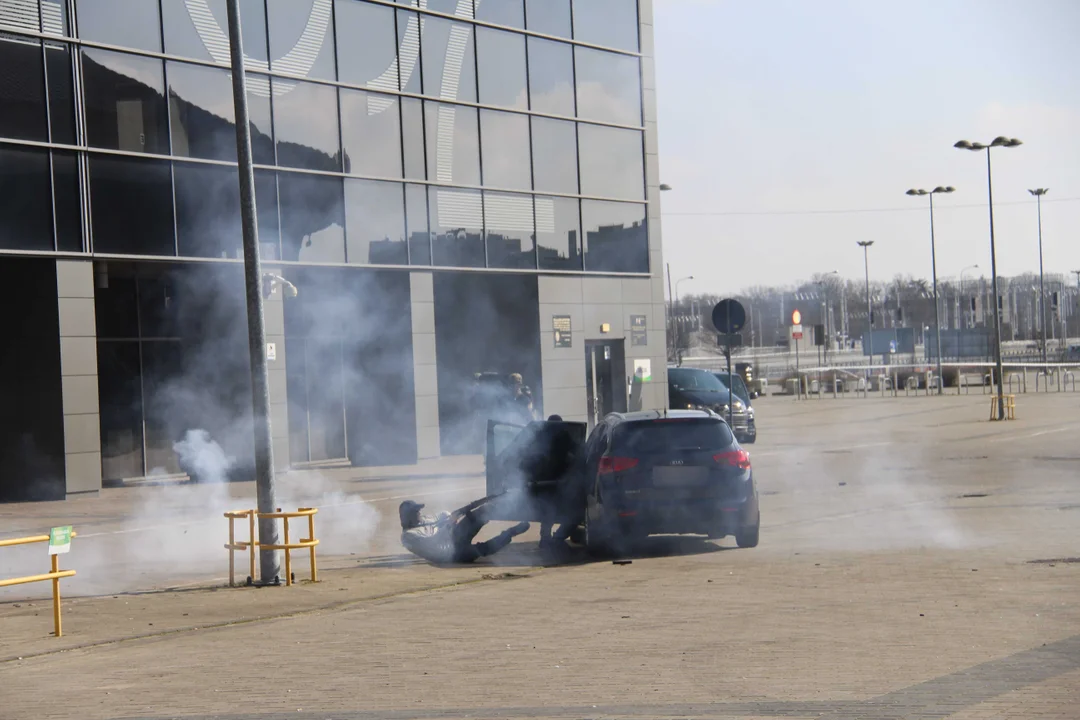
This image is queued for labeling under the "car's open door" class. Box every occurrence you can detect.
[485,419,587,521]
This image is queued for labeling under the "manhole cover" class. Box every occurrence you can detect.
[1027,558,1080,565]
[959,493,990,498]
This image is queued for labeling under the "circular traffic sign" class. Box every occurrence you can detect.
[712,299,746,334]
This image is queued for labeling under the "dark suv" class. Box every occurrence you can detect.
[484,410,760,557]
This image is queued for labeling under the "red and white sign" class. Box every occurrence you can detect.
[791,324,803,340]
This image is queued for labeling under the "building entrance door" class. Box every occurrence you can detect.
[287,335,349,466]
[585,340,627,429]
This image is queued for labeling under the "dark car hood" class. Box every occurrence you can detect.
[672,388,733,407]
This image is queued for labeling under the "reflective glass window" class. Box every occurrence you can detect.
[480,110,530,190]
[82,48,169,154]
[530,117,577,194]
[335,0,398,90]
[75,0,162,53]
[272,78,341,171]
[161,0,269,65]
[254,170,281,256]
[526,37,574,116]
[525,0,570,37]
[45,42,75,144]
[0,146,52,251]
[572,0,639,52]
[278,171,345,262]
[425,0,466,16]
[53,150,82,251]
[574,47,641,126]
[405,182,431,265]
[582,199,647,273]
[429,186,484,267]
[89,155,175,256]
[173,162,277,259]
[167,62,237,162]
[246,73,275,165]
[535,195,582,271]
[578,124,643,200]
[0,35,46,141]
[484,191,535,269]
[475,26,526,109]
[345,178,407,265]
[340,88,403,178]
[1,0,69,36]
[425,102,480,186]
[396,9,422,94]
[267,0,337,81]
[401,97,426,179]
[421,14,477,103]
[475,0,524,29]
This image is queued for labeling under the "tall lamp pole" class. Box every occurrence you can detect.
[955,137,1022,420]
[906,186,955,394]
[857,241,875,374]
[1028,188,1049,365]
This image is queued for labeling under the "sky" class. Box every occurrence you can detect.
[652,0,1080,297]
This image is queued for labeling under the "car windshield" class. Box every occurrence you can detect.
[612,419,735,453]
[714,373,750,403]
[668,368,727,392]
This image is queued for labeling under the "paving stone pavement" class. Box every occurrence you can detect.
[1,394,1079,719]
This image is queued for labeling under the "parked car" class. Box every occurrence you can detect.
[668,366,756,444]
[713,371,759,442]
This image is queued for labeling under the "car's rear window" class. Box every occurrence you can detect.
[612,419,734,454]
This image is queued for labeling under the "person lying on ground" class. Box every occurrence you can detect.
[399,495,530,565]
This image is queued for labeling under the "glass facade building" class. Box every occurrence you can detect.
[0,0,667,501]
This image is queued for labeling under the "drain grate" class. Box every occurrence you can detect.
[1027,558,1080,565]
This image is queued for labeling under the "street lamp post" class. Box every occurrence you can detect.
[906,186,955,395]
[955,137,1022,420]
[1028,188,1049,365]
[675,275,694,364]
[857,241,875,374]
[960,265,979,329]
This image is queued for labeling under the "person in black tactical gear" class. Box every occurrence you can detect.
[536,415,585,556]
[399,495,530,565]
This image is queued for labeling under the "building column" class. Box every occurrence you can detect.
[410,272,439,459]
[56,260,101,497]
[538,276,587,422]
[264,282,290,472]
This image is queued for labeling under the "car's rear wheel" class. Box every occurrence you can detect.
[736,512,760,548]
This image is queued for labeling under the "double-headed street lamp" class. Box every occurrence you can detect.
[1028,188,1050,364]
[906,186,954,394]
[954,136,1022,420]
[857,241,875,368]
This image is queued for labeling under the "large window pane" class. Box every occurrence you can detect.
[405,183,431,265]
[572,0,639,52]
[475,26,526,109]
[89,155,175,256]
[475,0,524,29]
[340,89,402,178]
[421,15,477,103]
[161,0,269,65]
[582,200,647,273]
[174,162,241,259]
[484,191,535,269]
[272,78,341,171]
[247,73,275,165]
[396,10,422,94]
[1,0,69,36]
[480,110,530,190]
[530,117,577,194]
[401,97,426,179]
[279,171,345,262]
[267,0,336,81]
[578,124,643,200]
[525,0,570,37]
[45,42,75,144]
[335,0,398,90]
[0,146,52,251]
[167,62,238,162]
[430,187,484,267]
[536,195,582,271]
[254,170,281,256]
[527,37,574,116]
[0,35,46,141]
[345,178,406,265]
[75,0,162,53]
[82,48,169,154]
[53,150,82,251]
[425,102,480,186]
[574,47,641,126]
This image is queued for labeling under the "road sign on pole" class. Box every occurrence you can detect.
[791,324,803,340]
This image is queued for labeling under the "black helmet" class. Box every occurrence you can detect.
[399,500,425,529]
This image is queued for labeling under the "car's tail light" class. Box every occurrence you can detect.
[713,450,751,470]
[598,456,639,474]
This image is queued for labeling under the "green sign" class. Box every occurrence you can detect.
[49,526,72,555]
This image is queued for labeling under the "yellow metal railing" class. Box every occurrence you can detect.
[989,394,1016,421]
[224,508,319,587]
[0,532,77,637]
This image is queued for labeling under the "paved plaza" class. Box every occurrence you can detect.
[2,392,1079,719]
